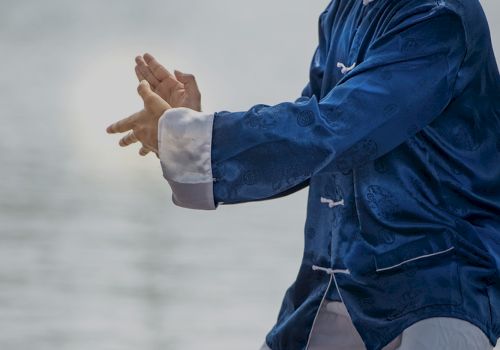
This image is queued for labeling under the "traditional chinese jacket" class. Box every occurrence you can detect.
[157,0,500,349]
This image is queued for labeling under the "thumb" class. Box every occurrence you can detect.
[137,80,170,113]
[174,70,198,87]
[174,70,201,98]
[137,80,156,102]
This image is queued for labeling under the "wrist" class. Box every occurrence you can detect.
[156,108,217,210]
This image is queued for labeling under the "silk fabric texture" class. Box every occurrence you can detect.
[157,0,500,349]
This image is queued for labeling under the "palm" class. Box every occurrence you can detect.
[155,80,200,111]
[135,53,202,112]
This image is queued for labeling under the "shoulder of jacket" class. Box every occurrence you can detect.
[379,0,468,38]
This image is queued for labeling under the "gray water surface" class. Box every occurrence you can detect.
[1,1,498,349]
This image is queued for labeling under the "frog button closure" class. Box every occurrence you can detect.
[337,62,356,75]
[320,197,345,208]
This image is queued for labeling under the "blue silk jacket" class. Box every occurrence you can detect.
[158,0,500,349]
[210,0,500,348]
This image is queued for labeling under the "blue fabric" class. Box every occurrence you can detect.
[210,0,500,349]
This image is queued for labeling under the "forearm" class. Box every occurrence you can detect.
[210,98,328,205]
[158,9,466,210]
[156,101,317,209]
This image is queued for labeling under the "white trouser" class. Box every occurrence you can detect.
[260,300,493,350]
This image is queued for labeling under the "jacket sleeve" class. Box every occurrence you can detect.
[157,5,330,210]
[211,8,467,206]
[158,7,466,210]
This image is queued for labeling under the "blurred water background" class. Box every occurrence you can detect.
[0,1,498,349]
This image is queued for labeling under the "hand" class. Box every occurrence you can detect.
[135,53,202,112]
[106,80,171,157]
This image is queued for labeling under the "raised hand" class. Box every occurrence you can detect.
[135,53,202,112]
[106,80,171,157]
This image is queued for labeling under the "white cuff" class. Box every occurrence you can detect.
[157,107,217,210]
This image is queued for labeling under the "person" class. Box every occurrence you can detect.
[106,0,500,349]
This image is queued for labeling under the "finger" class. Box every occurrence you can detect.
[135,65,145,81]
[106,111,142,134]
[139,146,150,156]
[143,53,173,81]
[135,55,160,88]
[119,131,138,147]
